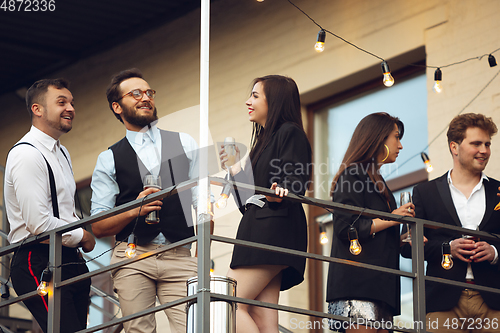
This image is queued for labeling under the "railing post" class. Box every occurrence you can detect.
[48,232,62,333]
[198,0,211,331]
[411,221,426,333]
[196,213,212,333]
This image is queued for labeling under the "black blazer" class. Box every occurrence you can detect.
[230,122,312,290]
[401,173,500,313]
[326,165,401,315]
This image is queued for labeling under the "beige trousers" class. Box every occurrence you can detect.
[111,242,197,333]
[427,289,500,333]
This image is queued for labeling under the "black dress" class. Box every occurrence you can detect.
[230,122,312,291]
[326,165,401,315]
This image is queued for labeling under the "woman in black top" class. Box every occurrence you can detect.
[326,112,414,333]
[220,75,311,332]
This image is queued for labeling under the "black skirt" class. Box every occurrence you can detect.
[230,201,308,291]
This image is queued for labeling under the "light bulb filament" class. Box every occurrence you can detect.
[424,160,433,173]
[125,243,137,259]
[315,42,325,53]
[216,193,229,209]
[433,80,443,93]
[37,281,49,296]
[383,73,394,87]
[441,254,453,270]
[349,239,362,255]
[348,227,362,255]
[320,231,328,244]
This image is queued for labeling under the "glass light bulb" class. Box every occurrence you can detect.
[125,244,137,259]
[433,80,443,93]
[314,42,325,53]
[215,193,229,209]
[320,231,328,244]
[37,281,49,296]
[349,239,362,255]
[257,0,264,2]
[441,254,453,270]
[210,268,214,276]
[383,73,394,87]
[424,160,433,173]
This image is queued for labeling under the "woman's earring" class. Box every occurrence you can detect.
[381,144,390,162]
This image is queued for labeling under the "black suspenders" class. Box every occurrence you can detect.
[8,142,70,219]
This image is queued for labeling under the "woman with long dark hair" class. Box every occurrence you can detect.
[326,112,414,333]
[220,75,311,332]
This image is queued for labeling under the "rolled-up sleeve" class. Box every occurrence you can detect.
[90,150,119,215]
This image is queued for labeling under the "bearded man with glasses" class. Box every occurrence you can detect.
[90,68,207,333]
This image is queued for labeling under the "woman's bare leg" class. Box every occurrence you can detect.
[227,265,286,333]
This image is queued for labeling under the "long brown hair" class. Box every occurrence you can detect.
[248,75,305,168]
[330,112,404,201]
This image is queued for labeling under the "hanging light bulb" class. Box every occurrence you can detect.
[315,29,326,53]
[488,54,497,67]
[348,227,362,255]
[37,266,52,296]
[257,0,264,2]
[319,224,328,245]
[380,61,395,87]
[216,178,232,209]
[441,242,453,270]
[125,234,137,259]
[433,68,443,93]
[210,259,215,276]
[1,283,10,299]
[216,193,229,209]
[420,152,433,173]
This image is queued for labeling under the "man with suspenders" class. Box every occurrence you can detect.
[4,78,95,332]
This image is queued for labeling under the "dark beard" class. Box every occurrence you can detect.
[43,111,72,134]
[121,103,158,128]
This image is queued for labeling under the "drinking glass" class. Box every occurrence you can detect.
[462,226,480,259]
[223,137,236,169]
[143,175,161,224]
[400,191,412,243]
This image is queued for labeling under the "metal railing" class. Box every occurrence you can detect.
[1,176,500,333]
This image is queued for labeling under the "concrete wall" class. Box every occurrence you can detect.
[1,0,500,331]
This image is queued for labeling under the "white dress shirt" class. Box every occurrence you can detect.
[447,170,498,279]
[5,126,84,246]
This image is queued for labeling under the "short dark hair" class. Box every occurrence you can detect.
[106,68,144,122]
[447,113,498,153]
[25,78,70,119]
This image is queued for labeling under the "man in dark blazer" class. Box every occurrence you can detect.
[403,113,500,333]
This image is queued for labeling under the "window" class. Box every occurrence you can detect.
[313,72,428,200]
[310,68,428,326]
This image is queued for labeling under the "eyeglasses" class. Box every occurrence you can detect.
[117,89,156,101]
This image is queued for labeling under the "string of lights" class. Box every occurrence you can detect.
[257,0,500,176]
[34,188,176,295]
[281,0,500,90]
[386,66,500,177]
